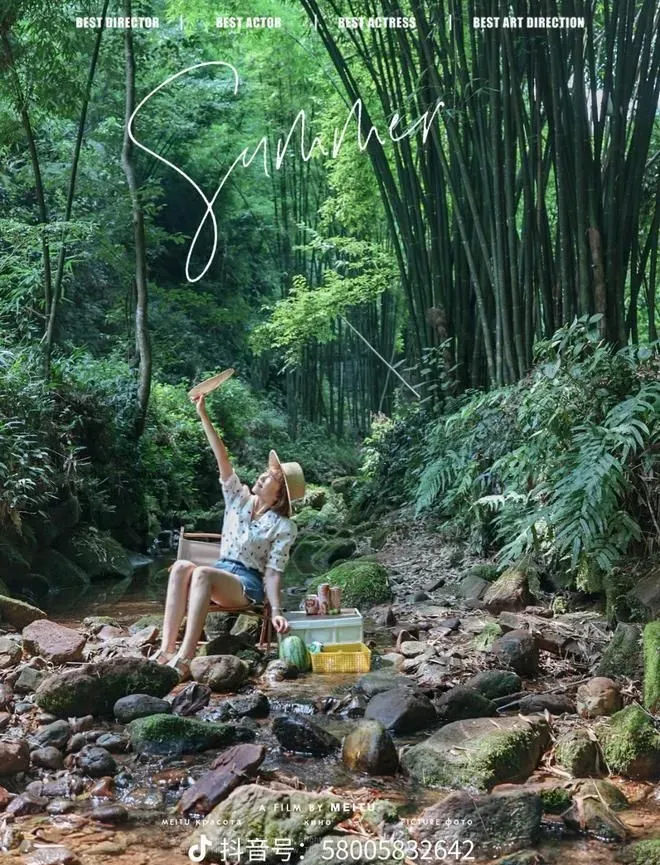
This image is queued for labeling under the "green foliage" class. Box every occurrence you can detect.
[413,317,660,583]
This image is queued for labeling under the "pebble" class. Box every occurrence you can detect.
[31,746,65,770]
[25,845,81,865]
[35,719,71,750]
[76,746,117,777]
[46,798,78,815]
[90,803,130,824]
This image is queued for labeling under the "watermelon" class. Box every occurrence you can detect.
[279,635,311,672]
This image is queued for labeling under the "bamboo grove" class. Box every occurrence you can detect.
[296,0,660,397]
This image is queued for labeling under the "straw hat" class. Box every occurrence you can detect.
[268,449,305,517]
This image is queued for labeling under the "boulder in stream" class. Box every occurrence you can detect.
[482,562,534,613]
[113,693,172,723]
[433,686,497,724]
[491,630,539,676]
[0,739,30,775]
[342,720,399,775]
[272,715,340,756]
[402,715,550,790]
[410,789,542,859]
[128,712,255,756]
[554,728,603,777]
[190,654,249,692]
[35,657,178,717]
[576,677,622,718]
[464,669,522,700]
[364,688,437,734]
[184,784,344,864]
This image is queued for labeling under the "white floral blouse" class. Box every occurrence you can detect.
[218,472,298,575]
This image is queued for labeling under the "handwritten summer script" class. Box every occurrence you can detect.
[127,61,444,283]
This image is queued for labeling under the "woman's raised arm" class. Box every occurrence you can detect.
[192,394,233,481]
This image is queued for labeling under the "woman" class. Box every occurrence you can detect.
[152,392,304,679]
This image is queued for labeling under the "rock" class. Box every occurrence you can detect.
[128,712,254,756]
[469,563,500,582]
[90,803,129,823]
[630,565,660,618]
[94,732,129,753]
[483,564,533,614]
[69,715,97,734]
[354,671,416,699]
[170,681,212,716]
[30,550,89,594]
[307,559,392,608]
[399,641,428,658]
[0,594,47,629]
[570,778,628,810]
[562,795,628,841]
[15,699,34,714]
[595,704,660,779]
[76,745,116,777]
[433,686,497,724]
[83,615,121,630]
[410,790,542,859]
[412,591,429,602]
[25,845,81,865]
[0,636,22,664]
[54,526,133,579]
[576,677,622,718]
[190,654,249,692]
[345,694,368,717]
[35,657,178,717]
[184,784,343,863]
[22,619,85,664]
[402,715,551,790]
[491,630,540,676]
[0,712,9,730]
[458,573,490,600]
[226,691,269,718]
[364,689,437,734]
[262,659,297,684]
[465,670,522,700]
[272,715,340,756]
[14,666,47,693]
[203,633,253,656]
[424,577,446,592]
[0,683,12,709]
[31,747,64,770]
[0,739,30,774]
[379,653,404,671]
[113,693,172,723]
[177,743,266,815]
[518,693,575,715]
[6,791,47,816]
[342,720,399,775]
[596,622,643,679]
[554,729,602,777]
[643,620,660,713]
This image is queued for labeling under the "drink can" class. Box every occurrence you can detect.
[329,586,342,612]
[317,583,330,608]
[318,600,329,615]
[304,595,319,616]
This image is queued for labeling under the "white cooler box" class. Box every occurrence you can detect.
[281,608,363,646]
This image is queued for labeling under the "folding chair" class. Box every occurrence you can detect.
[176,526,273,651]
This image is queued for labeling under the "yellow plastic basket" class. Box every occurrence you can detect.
[310,642,372,674]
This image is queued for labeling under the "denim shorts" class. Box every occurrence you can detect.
[213,558,265,604]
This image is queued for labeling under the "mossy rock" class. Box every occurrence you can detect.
[35,657,179,718]
[55,525,133,579]
[0,535,31,582]
[604,567,645,624]
[555,729,602,777]
[184,785,343,862]
[570,778,628,811]
[31,550,90,591]
[128,712,254,756]
[596,622,643,679]
[643,620,660,713]
[595,704,660,780]
[539,786,572,814]
[307,559,392,608]
[401,716,551,791]
[129,614,165,634]
[628,839,660,865]
[302,486,328,510]
[0,594,47,629]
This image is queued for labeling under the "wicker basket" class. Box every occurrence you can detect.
[310,642,371,674]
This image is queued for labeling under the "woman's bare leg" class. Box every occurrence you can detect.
[159,559,195,655]
[177,566,249,660]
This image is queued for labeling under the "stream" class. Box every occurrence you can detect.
[2,558,658,865]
